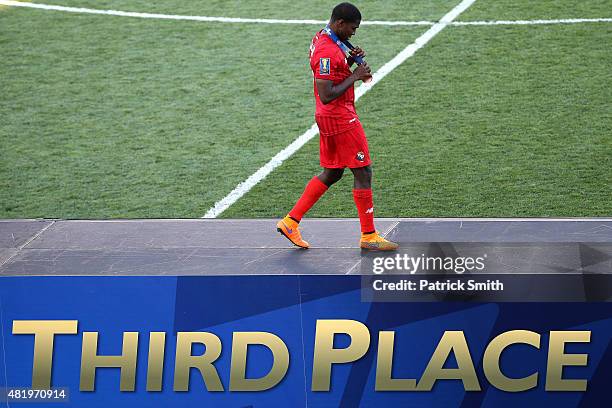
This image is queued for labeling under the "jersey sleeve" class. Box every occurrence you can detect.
[311,43,344,81]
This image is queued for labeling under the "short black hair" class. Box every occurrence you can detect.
[330,2,361,23]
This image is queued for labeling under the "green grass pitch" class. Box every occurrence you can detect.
[1,0,610,219]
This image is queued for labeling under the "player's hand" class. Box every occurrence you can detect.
[348,47,366,66]
[352,62,372,82]
[349,47,366,59]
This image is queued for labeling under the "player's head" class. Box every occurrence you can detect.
[330,2,361,41]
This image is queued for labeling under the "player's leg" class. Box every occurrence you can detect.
[288,168,343,222]
[317,167,345,187]
[350,166,398,251]
[277,168,344,249]
[350,165,375,234]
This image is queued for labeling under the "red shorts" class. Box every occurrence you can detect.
[317,119,371,169]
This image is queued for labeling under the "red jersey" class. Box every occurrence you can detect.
[309,30,359,135]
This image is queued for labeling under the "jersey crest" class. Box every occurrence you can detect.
[319,58,330,75]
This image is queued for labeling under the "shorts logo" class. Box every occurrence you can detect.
[356,151,365,162]
[319,58,330,75]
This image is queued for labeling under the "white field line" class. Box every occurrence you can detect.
[0,1,429,25]
[453,18,612,25]
[203,0,478,218]
[1,1,611,26]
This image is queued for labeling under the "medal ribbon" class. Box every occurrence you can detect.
[323,25,365,65]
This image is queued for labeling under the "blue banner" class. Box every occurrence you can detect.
[1,276,611,407]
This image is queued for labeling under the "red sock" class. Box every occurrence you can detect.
[353,189,375,233]
[288,176,329,221]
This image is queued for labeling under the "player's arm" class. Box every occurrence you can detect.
[316,63,372,105]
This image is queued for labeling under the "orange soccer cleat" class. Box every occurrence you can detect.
[360,231,399,251]
[276,216,310,249]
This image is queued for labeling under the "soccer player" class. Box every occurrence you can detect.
[277,2,398,251]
